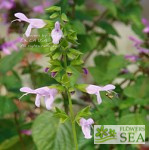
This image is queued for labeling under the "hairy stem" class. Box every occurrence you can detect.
[67,91,78,150]
[63,51,78,149]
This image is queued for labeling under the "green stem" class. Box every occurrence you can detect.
[63,51,78,149]
[67,91,78,150]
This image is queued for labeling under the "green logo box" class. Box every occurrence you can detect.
[94,125,145,144]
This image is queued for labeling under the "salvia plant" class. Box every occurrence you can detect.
[13,6,116,149]
[1,1,149,150]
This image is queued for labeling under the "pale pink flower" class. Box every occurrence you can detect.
[125,55,139,62]
[20,87,57,110]
[33,1,52,14]
[86,84,115,104]
[129,36,143,49]
[12,13,46,37]
[138,47,149,54]
[51,21,63,44]
[142,18,149,33]
[0,0,15,10]
[0,38,22,55]
[80,118,94,139]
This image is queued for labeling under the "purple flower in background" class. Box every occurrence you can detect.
[33,1,52,14]
[129,36,143,49]
[86,84,115,104]
[138,47,149,54]
[12,13,46,37]
[82,68,88,75]
[0,0,15,10]
[125,55,139,62]
[142,18,149,33]
[80,118,94,139]
[51,21,63,44]
[20,87,58,110]
[129,35,149,54]
[21,130,32,135]
[0,38,22,55]
[33,5,44,14]
[21,0,28,5]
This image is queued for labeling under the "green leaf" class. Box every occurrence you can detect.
[0,96,17,117]
[72,20,86,34]
[0,51,24,74]
[32,112,74,150]
[50,12,59,19]
[75,84,88,93]
[31,72,56,88]
[61,13,69,22]
[0,136,37,150]
[98,21,119,37]
[50,45,59,52]
[71,57,84,66]
[1,71,22,92]
[54,107,69,123]
[89,55,126,84]
[124,76,149,99]
[67,49,82,60]
[75,106,91,123]
[77,34,97,53]
[46,6,61,13]
[96,0,117,16]
[118,114,149,138]
[52,52,61,60]
[51,66,63,72]
[0,119,17,143]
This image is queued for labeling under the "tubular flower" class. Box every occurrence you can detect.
[20,87,58,110]
[12,13,46,37]
[86,84,115,104]
[80,118,94,139]
[51,21,63,44]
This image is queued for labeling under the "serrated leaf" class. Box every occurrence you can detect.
[32,112,74,150]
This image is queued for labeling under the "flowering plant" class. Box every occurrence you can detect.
[0,1,149,150]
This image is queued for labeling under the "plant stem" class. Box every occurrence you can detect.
[14,112,26,150]
[63,51,78,149]
[67,91,78,150]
